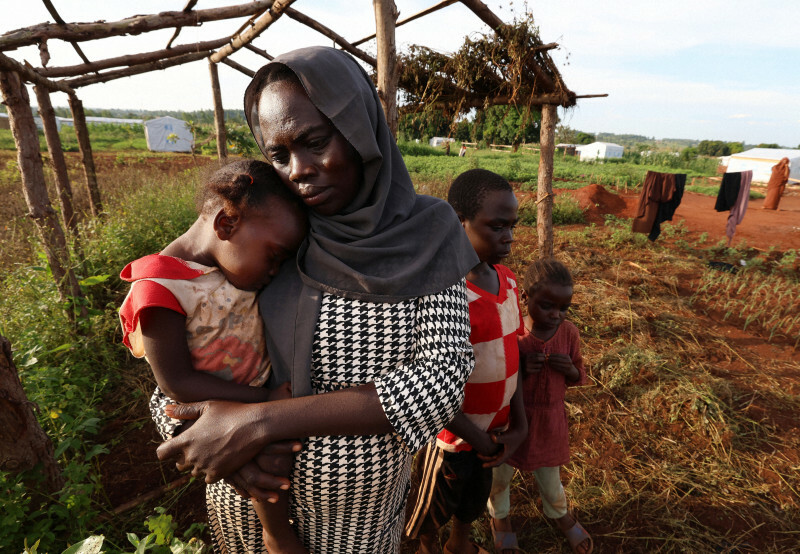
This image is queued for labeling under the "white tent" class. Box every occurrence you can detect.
[726,148,800,183]
[576,141,624,161]
[144,116,193,153]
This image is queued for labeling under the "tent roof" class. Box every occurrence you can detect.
[730,148,800,162]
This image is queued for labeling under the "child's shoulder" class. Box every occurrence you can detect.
[558,320,581,339]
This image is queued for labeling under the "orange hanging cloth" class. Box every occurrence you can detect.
[763,157,790,210]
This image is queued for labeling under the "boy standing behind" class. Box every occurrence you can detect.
[406,169,528,554]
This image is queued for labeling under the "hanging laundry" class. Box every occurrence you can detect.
[648,173,686,241]
[714,172,741,212]
[632,171,676,235]
[763,157,790,210]
[725,170,752,243]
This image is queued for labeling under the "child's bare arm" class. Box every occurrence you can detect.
[445,411,500,457]
[139,307,271,404]
[479,370,528,467]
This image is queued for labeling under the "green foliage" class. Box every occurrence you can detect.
[755,143,780,149]
[397,140,446,157]
[685,185,765,200]
[696,140,731,157]
[574,132,595,145]
[225,124,260,157]
[517,195,585,226]
[480,105,540,145]
[0,168,199,552]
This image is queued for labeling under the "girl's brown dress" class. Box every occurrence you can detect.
[764,157,790,210]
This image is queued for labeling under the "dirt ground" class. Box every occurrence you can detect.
[560,182,800,251]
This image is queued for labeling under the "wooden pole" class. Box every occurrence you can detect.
[221,58,255,78]
[209,61,227,160]
[374,0,399,137]
[33,85,79,236]
[285,8,377,68]
[0,334,64,493]
[0,52,74,94]
[354,0,458,47]
[0,70,83,304]
[537,104,557,259]
[210,0,297,64]
[64,51,209,88]
[244,43,274,61]
[67,94,102,217]
[0,1,277,50]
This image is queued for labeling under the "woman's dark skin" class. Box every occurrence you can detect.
[156,77,394,499]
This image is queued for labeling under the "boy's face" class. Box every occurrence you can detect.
[461,189,518,265]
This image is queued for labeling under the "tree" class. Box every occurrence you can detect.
[756,143,780,149]
[727,142,744,154]
[555,124,576,144]
[480,105,540,145]
[574,131,595,145]
[697,140,730,157]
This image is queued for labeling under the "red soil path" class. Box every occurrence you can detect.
[561,183,800,251]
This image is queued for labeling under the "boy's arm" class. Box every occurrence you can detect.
[139,307,271,404]
[444,411,500,458]
[479,364,528,467]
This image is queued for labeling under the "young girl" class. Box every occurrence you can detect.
[488,259,593,554]
[118,159,308,554]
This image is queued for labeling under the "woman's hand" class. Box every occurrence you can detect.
[224,441,300,502]
[156,400,293,484]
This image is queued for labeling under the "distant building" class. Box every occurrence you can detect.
[725,148,800,183]
[144,116,193,153]
[429,137,455,148]
[576,141,624,161]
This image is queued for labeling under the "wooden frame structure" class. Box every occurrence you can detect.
[1,0,605,269]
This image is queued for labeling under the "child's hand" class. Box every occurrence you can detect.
[525,352,546,374]
[266,381,293,401]
[472,430,502,459]
[478,427,527,468]
[547,353,579,381]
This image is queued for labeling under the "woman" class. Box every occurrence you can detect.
[156,46,478,553]
[763,157,790,210]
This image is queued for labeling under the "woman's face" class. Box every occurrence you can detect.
[257,79,362,216]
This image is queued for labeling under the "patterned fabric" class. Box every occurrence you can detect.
[150,281,473,553]
[437,265,523,452]
[120,254,271,386]
[509,321,586,471]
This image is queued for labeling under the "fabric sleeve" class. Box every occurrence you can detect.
[119,280,185,356]
[373,280,474,452]
[149,386,183,440]
[566,323,587,388]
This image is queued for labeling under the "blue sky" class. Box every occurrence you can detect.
[3,1,799,146]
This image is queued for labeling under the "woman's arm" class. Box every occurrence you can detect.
[158,281,474,482]
[140,307,271,404]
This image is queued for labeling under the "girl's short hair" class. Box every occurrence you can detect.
[447,168,512,220]
[196,159,301,215]
[524,258,573,294]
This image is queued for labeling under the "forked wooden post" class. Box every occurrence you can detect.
[209,60,228,160]
[33,85,79,237]
[373,0,399,137]
[537,103,557,259]
[67,93,102,217]
[0,70,83,304]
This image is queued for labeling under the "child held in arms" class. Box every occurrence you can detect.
[119,160,308,553]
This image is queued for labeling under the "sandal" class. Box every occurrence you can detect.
[490,519,523,553]
[562,518,593,554]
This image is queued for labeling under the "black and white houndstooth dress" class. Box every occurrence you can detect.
[152,280,473,553]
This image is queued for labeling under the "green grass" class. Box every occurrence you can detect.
[685,184,765,200]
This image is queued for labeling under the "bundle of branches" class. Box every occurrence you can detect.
[397,14,575,119]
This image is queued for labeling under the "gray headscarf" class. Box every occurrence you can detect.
[245,46,478,394]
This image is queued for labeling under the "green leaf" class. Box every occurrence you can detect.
[79,274,111,287]
[61,536,104,554]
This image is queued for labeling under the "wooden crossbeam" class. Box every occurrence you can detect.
[220,58,255,78]
[41,0,92,66]
[39,37,230,78]
[352,0,458,47]
[0,51,73,94]
[244,43,274,61]
[165,0,200,49]
[210,0,296,63]
[63,52,208,88]
[0,1,275,50]
[285,8,377,68]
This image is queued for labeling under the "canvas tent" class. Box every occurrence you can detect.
[144,116,193,153]
[725,148,800,183]
[576,141,624,161]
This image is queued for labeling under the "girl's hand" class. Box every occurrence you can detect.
[157,400,280,483]
[224,441,301,502]
[478,427,527,468]
[525,353,546,374]
[547,353,579,380]
[473,430,502,459]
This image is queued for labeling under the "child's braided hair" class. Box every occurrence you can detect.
[197,159,301,216]
[447,168,512,220]
[524,258,573,295]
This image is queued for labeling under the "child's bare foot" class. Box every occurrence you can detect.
[556,513,593,554]
[490,517,522,553]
